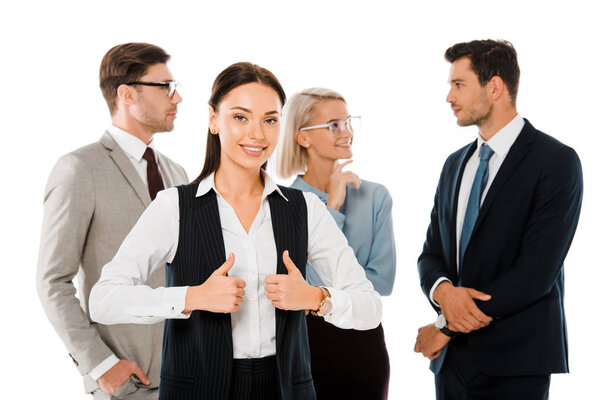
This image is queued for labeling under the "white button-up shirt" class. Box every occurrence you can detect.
[90,171,382,359]
[107,124,166,188]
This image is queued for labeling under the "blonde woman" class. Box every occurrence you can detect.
[276,88,396,399]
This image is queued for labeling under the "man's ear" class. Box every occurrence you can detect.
[487,76,505,103]
[117,84,136,107]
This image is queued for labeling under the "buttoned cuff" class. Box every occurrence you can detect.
[123,286,191,319]
[164,286,191,318]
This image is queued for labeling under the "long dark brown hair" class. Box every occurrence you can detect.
[193,62,286,183]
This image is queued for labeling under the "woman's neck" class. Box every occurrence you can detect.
[302,157,336,193]
[214,158,264,198]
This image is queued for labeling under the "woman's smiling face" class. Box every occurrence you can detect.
[210,82,282,172]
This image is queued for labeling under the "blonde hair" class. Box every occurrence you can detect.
[275,88,345,179]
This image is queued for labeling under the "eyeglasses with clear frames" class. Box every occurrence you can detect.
[299,116,361,137]
[125,81,181,98]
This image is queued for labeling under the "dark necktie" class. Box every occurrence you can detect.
[459,144,495,273]
[142,147,165,201]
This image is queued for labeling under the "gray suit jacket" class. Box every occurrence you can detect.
[36,132,188,396]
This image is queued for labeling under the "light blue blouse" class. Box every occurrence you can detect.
[291,176,396,295]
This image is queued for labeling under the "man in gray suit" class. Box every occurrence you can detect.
[36,43,188,399]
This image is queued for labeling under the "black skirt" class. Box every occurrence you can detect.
[306,314,390,399]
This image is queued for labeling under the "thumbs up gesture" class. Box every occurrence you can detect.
[183,253,246,314]
[264,250,323,311]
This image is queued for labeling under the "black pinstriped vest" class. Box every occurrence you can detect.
[158,182,316,400]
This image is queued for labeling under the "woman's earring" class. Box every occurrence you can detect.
[210,128,218,135]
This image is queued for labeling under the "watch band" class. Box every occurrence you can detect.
[310,287,331,317]
[435,313,459,338]
[439,326,459,338]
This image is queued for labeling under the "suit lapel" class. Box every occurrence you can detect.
[192,190,233,351]
[156,152,176,188]
[471,121,535,238]
[449,141,477,281]
[100,132,151,207]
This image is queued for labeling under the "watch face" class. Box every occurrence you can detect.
[435,314,447,330]
[320,300,332,316]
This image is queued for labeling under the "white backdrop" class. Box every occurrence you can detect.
[1,1,598,398]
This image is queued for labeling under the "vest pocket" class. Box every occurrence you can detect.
[293,372,314,390]
[293,376,315,400]
[160,372,195,389]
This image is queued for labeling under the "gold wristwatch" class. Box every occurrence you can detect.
[310,287,332,317]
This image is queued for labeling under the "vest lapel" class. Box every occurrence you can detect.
[193,189,233,352]
[268,193,291,356]
[100,132,151,207]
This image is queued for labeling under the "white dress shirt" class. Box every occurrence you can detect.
[90,171,382,359]
[429,115,525,305]
[107,125,167,188]
[88,126,166,381]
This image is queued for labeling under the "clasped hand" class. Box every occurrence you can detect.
[433,281,493,333]
[414,283,494,361]
[413,323,450,360]
[184,250,321,314]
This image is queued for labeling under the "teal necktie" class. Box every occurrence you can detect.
[459,144,495,274]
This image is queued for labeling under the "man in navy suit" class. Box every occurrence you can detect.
[414,39,583,399]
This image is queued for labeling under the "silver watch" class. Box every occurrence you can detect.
[435,314,458,338]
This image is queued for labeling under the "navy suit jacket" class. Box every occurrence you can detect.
[418,119,583,376]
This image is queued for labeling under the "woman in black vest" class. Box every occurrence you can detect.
[90,62,382,400]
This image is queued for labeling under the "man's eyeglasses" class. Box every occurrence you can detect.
[125,81,181,98]
[299,116,361,137]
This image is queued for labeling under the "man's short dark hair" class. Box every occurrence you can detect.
[445,39,520,104]
[99,43,170,115]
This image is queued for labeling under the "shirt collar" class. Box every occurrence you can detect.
[196,169,288,201]
[107,124,157,163]
[477,114,524,158]
[291,176,329,203]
